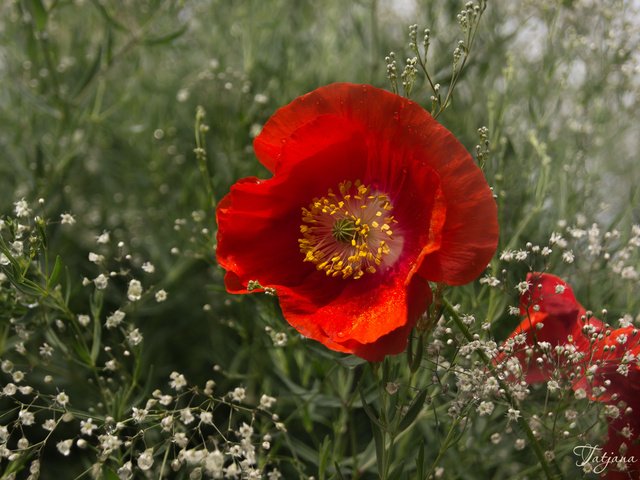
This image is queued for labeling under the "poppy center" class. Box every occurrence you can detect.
[299,180,400,280]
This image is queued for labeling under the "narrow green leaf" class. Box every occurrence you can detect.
[46,255,62,290]
[416,440,426,480]
[30,0,48,31]
[90,291,103,363]
[359,387,385,432]
[74,46,102,97]
[336,354,367,369]
[333,461,346,480]
[373,423,385,478]
[397,388,428,433]
[142,24,188,46]
[318,435,330,480]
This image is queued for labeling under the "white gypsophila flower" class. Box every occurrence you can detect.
[259,394,277,410]
[199,411,213,425]
[42,419,57,431]
[173,432,188,448]
[55,391,69,406]
[14,199,31,218]
[169,371,187,391]
[105,310,126,329]
[96,231,110,244]
[516,281,531,294]
[2,383,17,396]
[180,408,195,425]
[19,409,35,426]
[204,450,225,476]
[155,289,167,302]
[127,328,143,346]
[127,279,143,301]
[562,250,575,264]
[117,461,133,480]
[230,387,246,403]
[132,407,148,423]
[80,418,96,436]
[161,415,173,431]
[60,213,76,225]
[141,262,155,273]
[238,422,253,439]
[98,434,122,454]
[94,274,108,290]
[11,241,23,256]
[477,401,495,416]
[77,314,91,327]
[88,252,104,264]
[554,284,565,294]
[56,439,73,456]
[507,408,521,422]
[39,342,53,358]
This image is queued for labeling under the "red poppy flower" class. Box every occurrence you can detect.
[494,272,605,382]
[496,272,640,477]
[216,83,498,361]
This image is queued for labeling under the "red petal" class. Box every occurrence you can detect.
[495,273,603,383]
[278,269,432,361]
[255,83,497,286]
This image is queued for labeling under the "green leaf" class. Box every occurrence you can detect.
[333,461,346,480]
[142,24,188,46]
[373,422,385,478]
[359,387,385,432]
[30,0,48,31]
[74,45,102,97]
[46,255,62,290]
[318,435,331,480]
[336,354,367,369]
[397,388,428,433]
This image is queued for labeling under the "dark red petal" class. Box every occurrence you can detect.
[599,413,640,479]
[494,273,603,383]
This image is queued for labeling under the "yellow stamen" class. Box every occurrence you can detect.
[298,180,398,280]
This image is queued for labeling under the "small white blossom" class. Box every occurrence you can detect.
[132,407,148,423]
[127,279,143,301]
[180,408,195,425]
[169,371,187,391]
[56,439,73,456]
[562,250,575,264]
[18,410,36,427]
[96,231,110,244]
[42,419,57,431]
[137,448,154,470]
[94,274,108,290]
[77,314,91,327]
[14,199,31,218]
[200,411,213,425]
[141,262,155,273]
[55,391,70,406]
[516,281,531,294]
[127,328,143,346]
[80,418,97,436]
[155,289,168,302]
[60,213,76,225]
[507,408,521,422]
[230,387,246,403]
[259,394,277,410]
[88,252,104,264]
[106,310,126,328]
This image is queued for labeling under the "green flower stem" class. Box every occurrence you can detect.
[443,298,564,480]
